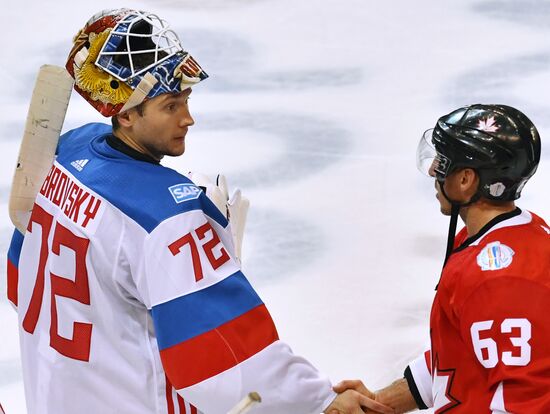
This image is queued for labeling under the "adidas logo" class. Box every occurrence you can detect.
[70,159,89,172]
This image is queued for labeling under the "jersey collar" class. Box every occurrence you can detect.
[453,208,530,253]
[106,134,160,164]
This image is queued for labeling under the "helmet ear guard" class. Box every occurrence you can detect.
[66,8,208,116]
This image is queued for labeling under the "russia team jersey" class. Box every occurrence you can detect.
[7,123,336,414]
[406,209,550,413]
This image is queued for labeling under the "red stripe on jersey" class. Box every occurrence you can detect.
[165,375,175,414]
[190,404,198,414]
[7,259,18,306]
[161,304,278,389]
[176,394,186,414]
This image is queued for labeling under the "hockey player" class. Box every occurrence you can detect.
[6,8,393,414]
[330,104,550,413]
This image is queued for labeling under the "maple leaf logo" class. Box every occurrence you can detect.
[432,355,461,413]
[477,116,499,133]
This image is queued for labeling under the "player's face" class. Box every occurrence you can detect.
[429,159,453,215]
[131,89,194,159]
[432,168,478,216]
[434,179,453,216]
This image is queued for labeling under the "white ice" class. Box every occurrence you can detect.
[1,0,550,413]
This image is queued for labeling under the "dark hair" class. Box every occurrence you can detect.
[111,101,146,131]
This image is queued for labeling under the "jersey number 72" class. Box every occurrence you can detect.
[168,221,230,282]
[21,203,92,362]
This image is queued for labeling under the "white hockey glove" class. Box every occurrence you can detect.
[186,172,250,264]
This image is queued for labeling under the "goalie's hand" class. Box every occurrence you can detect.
[186,172,249,264]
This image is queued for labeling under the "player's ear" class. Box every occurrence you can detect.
[460,168,479,193]
[115,110,135,128]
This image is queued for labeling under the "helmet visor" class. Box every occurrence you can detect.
[416,129,451,178]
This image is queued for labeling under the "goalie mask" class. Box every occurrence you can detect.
[66,8,208,116]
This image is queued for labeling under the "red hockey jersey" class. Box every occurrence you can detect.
[406,209,550,413]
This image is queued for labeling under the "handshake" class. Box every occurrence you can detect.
[189,172,417,414]
[324,378,415,414]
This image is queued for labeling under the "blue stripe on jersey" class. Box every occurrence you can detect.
[151,271,263,350]
[7,229,24,266]
[54,123,228,232]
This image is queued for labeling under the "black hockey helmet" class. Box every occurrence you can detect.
[429,104,540,201]
[416,104,541,272]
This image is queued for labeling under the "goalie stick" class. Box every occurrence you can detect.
[227,392,261,414]
[9,65,73,233]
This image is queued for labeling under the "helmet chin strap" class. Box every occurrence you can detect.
[437,180,481,287]
[443,202,460,266]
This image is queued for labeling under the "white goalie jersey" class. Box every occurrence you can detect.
[7,123,336,414]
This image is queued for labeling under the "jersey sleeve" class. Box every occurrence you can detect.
[458,277,550,413]
[6,228,24,308]
[137,206,336,414]
[404,350,433,409]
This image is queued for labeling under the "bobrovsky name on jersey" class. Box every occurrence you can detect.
[39,164,103,229]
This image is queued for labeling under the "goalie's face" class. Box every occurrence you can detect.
[116,89,194,160]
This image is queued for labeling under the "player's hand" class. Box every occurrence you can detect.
[324,389,394,414]
[333,380,374,398]
[335,378,418,414]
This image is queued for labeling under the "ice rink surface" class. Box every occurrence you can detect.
[1,0,550,412]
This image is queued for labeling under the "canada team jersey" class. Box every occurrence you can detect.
[6,123,336,414]
[405,209,550,413]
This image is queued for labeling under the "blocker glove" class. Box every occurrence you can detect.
[186,172,250,264]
